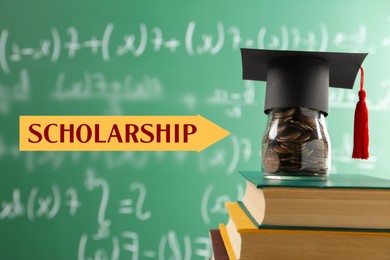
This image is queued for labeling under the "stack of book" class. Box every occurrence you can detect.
[209,171,390,259]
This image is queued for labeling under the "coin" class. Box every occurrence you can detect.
[281,161,302,171]
[290,119,313,131]
[262,107,329,177]
[276,128,301,142]
[297,114,317,127]
[263,151,280,174]
[277,123,287,133]
[273,107,297,119]
[292,132,311,143]
[271,144,290,153]
[279,116,294,123]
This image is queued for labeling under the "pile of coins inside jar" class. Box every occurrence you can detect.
[262,107,329,177]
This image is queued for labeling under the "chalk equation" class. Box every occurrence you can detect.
[51,71,164,114]
[201,183,244,225]
[0,22,373,74]
[328,79,390,112]
[52,72,163,102]
[0,185,80,221]
[0,168,222,259]
[0,170,151,228]
[78,230,210,260]
[84,169,151,240]
[0,69,29,113]
[207,80,257,119]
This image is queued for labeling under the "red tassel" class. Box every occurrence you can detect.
[352,67,369,159]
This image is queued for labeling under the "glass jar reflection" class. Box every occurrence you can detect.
[262,107,330,180]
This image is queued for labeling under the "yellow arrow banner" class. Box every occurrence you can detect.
[19,115,230,152]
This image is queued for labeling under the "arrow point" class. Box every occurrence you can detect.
[196,115,231,152]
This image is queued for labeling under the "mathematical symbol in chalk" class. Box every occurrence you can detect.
[19,48,34,56]
[121,231,139,256]
[0,189,24,219]
[116,24,147,57]
[163,39,181,52]
[244,39,254,47]
[152,27,163,51]
[65,188,81,216]
[64,27,82,58]
[209,150,226,166]
[28,185,61,220]
[226,106,242,119]
[143,250,157,258]
[9,44,22,61]
[118,199,134,214]
[33,40,51,60]
[209,195,230,214]
[230,93,242,100]
[197,35,213,54]
[36,197,53,217]
[116,35,136,56]
[195,22,224,55]
[83,37,102,54]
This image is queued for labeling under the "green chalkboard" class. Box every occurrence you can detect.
[1,0,390,259]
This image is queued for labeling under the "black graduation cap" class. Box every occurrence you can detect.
[241,48,368,116]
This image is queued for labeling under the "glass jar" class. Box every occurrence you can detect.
[262,107,330,180]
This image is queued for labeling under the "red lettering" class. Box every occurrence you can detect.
[107,124,123,143]
[60,124,74,143]
[140,124,154,143]
[125,124,139,143]
[28,124,42,143]
[174,124,180,143]
[94,124,106,143]
[44,124,58,143]
[76,124,92,143]
[183,124,197,142]
[156,124,170,143]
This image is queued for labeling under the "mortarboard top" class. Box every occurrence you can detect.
[241,48,368,116]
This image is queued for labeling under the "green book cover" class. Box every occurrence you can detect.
[240,171,390,189]
[237,201,390,233]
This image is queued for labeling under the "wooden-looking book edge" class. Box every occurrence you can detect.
[209,229,229,260]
